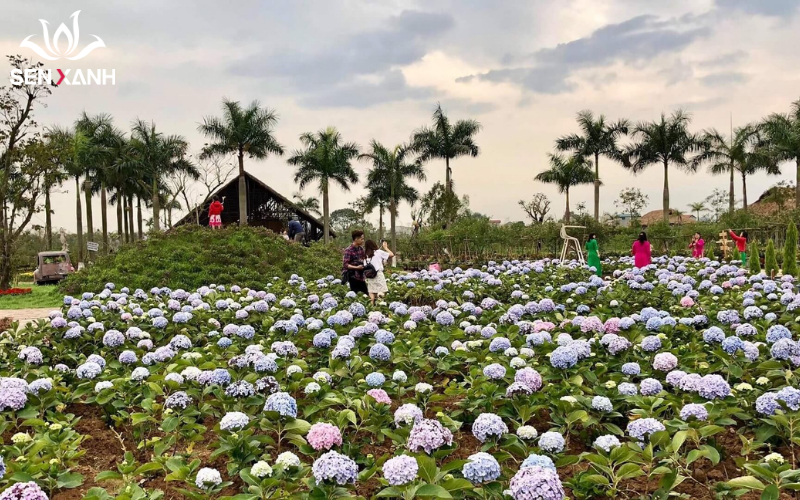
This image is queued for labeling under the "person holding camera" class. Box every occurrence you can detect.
[364,239,393,305]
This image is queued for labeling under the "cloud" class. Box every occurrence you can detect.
[228,9,453,105]
[715,0,800,17]
[697,51,747,67]
[457,14,710,94]
[438,98,498,115]
[300,70,435,108]
[671,96,729,111]
[699,71,748,86]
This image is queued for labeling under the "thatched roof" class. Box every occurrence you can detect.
[640,209,696,226]
[747,186,796,217]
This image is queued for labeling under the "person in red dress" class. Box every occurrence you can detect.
[208,196,224,229]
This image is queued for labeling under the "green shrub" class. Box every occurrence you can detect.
[749,240,761,274]
[765,239,779,276]
[784,222,798,276]
[59,226,343,294]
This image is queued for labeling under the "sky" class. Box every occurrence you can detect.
[2,0,800,233]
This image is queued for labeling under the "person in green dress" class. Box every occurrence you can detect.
[585,233,602,276]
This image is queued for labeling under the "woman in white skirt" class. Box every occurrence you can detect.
[364,239,393,305]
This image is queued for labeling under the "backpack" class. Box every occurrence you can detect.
[363,262,378,279]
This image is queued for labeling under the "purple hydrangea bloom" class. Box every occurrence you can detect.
[538,431,565,453]
[407,419,453,454]
[382,455,418,486]
[462,452,501,484]
[680,403,708,421]
[509,466,565,500]
[264,392,297,417]
[312,451,358,485]
[472,413,508,443]
[627,418,665,443]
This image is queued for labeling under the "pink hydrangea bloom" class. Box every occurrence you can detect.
[307,422,343,451]
[603,318,621,334]
[680,297,694,307]
[367,389,392,404]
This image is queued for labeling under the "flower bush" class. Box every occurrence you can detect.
[3,255,800,498]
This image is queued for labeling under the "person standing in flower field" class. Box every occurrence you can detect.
[585,233,602,276]
[343,230,368,294]
[689,232,705,259]
[729,229,749,265]
[208,196,224,229]
[632,231,651,268]
[364,239,393,305]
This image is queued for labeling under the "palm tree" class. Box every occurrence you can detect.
[688,201,707,220]
[360,141,426,255]
[40,130,69,250]
[199,99,285,226]
[288,127,359,243]
[126,120,198,232]
[363,175,389,240]
[762,99,800,207]
[555,110,628,220]
[622,110,708,223]
[292,192,321,217]
[703,125,758,214]
[534,154,595,223]
[740,127,781,208]
[412,103,480,203]
[47,126,97,263]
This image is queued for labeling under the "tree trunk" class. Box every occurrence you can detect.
[128,195,135,241]
[116,191,123,240]
[796,158,800,210]
[0,240,12,290]
[152,177,161,232]
[390,196,397,267]
[742,173,748,209]
[75,177,84,263]
[238,151,247,226]
[123,196,129,243]
[663,160,670,223]
[444,156,452,229]
[378,206,384,240]
[445,157,451,193]
[564,189,571,224]
[729,160,735,214]
[137,196,143,240]
[594,153,600,221]
[100,184,108,254]
[84,179,94,260]
[322,181,330,244]
[45,188,52,250]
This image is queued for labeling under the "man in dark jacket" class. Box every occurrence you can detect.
[288,217,305,242]
[342,229,367,294]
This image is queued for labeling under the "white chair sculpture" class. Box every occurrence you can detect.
[560,225,586,265]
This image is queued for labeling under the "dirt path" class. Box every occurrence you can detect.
[0,307,56,328]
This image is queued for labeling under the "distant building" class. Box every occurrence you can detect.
[173,172,333,240]
[603,213,634,227]
[489,219,502,225]
[640,209,696,227]
[747,185,796,217]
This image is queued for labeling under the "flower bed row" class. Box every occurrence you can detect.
[2,255,800,499]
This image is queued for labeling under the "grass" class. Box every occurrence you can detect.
[0,282,62,310]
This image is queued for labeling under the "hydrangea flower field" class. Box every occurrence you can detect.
[3,255,800,499]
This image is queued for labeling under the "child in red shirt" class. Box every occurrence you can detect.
[208,196,224,229]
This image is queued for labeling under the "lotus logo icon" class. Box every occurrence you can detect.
[20,10,105,61]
